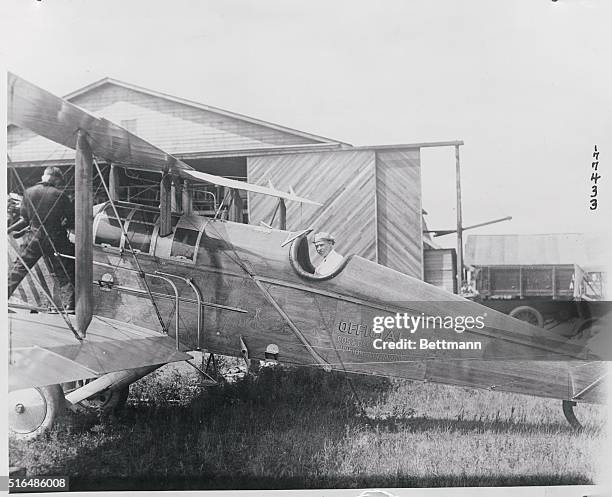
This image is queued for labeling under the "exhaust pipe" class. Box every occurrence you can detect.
[65,365,160,405]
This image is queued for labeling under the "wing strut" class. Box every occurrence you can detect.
[75,130,93,336]
[159,174,173,236]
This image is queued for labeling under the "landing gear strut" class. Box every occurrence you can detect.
[75,386,130,416]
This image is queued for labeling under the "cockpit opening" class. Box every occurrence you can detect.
[289,234,349,281]
[93,202,201,263]
[170,227,200,261]
[94,205,132,249]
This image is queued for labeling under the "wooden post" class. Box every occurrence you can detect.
[75,130,93,336]
[455,144,464,292]
[108,164,120,201]
[278,199,286,230]
[228,188,243,223]
[159,174,173,236]
[182,180,193,216]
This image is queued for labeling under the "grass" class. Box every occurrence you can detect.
[9,359,607,491]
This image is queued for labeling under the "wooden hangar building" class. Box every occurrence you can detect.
[8,78,459,290]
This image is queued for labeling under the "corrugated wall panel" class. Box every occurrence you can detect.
[248,150,377,264]
[375,150,422,278]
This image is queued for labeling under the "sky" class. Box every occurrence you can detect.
[1,0,611,247]
[1,1,612,485]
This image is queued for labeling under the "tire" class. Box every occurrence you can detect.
[509,305,544,328]
[78,386,130,416]
[9,385,66,440]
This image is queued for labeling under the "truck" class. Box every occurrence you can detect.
[465,263,606,338]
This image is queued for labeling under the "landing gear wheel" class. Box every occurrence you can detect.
[78,386,130,416]
[509,306,544,328]
[562,400,582,431]
[9,385,65,440]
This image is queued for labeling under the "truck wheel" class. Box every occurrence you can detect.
[9,385,65,440]
[509,306,544,327]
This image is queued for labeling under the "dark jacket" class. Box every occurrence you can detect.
[20,181,74,238]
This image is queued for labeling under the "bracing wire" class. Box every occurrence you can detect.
[8,157,75,314]
[11,249,81,341]
[92,159,168,333]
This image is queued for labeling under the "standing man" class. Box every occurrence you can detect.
[313,232,344,277]
[8,166,75,311]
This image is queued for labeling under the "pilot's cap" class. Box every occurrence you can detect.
[313,232,335,244]
[43,166,64,182]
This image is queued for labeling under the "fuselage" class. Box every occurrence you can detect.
[90,202,606,404]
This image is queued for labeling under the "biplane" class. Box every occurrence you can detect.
[7,73,609,439]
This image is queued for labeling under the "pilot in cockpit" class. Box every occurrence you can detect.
[313,232,344,277]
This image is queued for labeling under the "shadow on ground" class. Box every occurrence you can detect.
[10,367,600,491]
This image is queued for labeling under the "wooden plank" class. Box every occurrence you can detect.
[248,150,378,264]
[424,249,456,293]
[375,149,422,278]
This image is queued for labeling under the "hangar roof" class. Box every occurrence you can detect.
[8,77,347,165]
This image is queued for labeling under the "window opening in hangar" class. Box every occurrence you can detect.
[120,119,138,134]
[110,156,249,223]
[186,157,248,222]
[119,169,159,208]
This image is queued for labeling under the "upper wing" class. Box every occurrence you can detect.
[8,72,321,205]
[8,72,190,175]
[183,170,321,206]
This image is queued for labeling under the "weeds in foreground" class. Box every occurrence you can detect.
[9,363,607,490]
